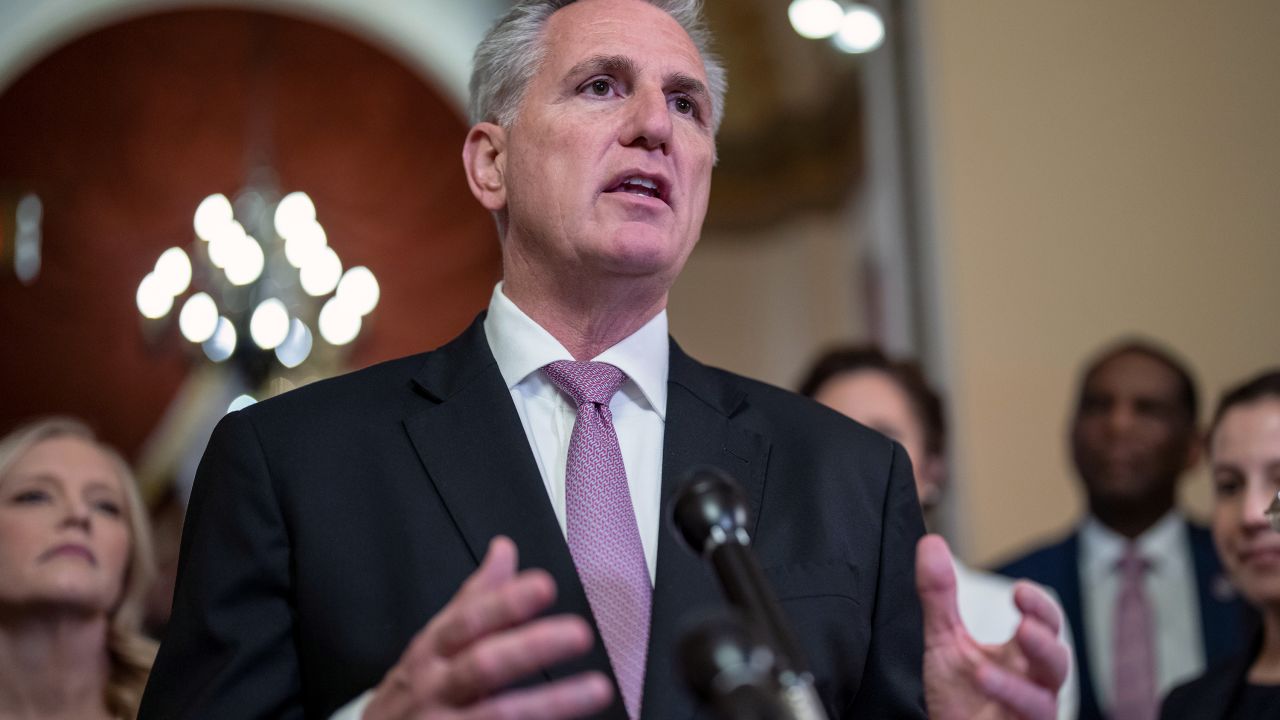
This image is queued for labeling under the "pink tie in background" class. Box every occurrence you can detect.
[1112,544,1156,720]
[543,360,651,720]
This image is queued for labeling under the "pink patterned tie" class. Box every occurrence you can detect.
[1112,544,1156,720]
[543,360,651,720]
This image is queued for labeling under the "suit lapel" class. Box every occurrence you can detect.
[640,341,770,720]
[1059,534,1105,720]
[401,316,623,714]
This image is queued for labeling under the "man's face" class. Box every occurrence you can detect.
[496,0,715,291]
[1071,351,1197,509]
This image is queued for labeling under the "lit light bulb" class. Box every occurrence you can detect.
[136,273,174,319]
[318,296,361,346]
[227,394,257,413]
[154,247,193,296]
[225,236,265,286]
[789,0,844,39]
[203,317,237,362]
[178,292,219,343]
[336,266,380,316]
[285,221,327,268]
[300,246,342,297]
[194,193,234,241]
[274,191,316,240]
[208,221,246,269]
[275,319,314,368]
[834,4,886,54]
[250,298,290,350]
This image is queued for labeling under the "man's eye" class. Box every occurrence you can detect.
[673,97,695,115]
[587,79,612,96]
[1079,397,1108,415]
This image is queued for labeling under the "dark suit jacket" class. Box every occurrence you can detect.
[140,316,927,719]
[996,523,1253,720]
[1159,633,1262,720]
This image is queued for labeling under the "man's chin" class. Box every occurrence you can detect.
[596,226,691,278]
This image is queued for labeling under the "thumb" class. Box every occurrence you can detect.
[916,533,963,643]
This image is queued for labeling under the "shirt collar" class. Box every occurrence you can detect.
[482,282,669,419]
[1080,509,1186,577]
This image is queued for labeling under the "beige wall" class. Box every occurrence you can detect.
[916,1,1280,565]
[670,211,868,389]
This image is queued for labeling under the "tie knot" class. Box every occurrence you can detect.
[1118,544,1150,575]
[543,360,626,407]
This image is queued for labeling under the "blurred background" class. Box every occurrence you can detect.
[1,0,1277,601]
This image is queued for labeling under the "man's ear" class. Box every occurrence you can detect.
[462,122,507,212]
[918,455,947,510]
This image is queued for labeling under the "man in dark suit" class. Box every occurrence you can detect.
[998,339,1252,719]
[141,1,1069,718]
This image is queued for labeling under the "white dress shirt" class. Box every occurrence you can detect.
[955,561,1079,720]
[482,282,668,584]
[1079,511,1205,713]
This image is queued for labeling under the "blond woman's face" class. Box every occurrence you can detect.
[0,436,131,614]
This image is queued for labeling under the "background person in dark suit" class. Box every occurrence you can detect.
[1160,369,1280,720]
[140,1,1068,718]
[998,339,1252,719]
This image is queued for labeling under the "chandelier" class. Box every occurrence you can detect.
[135,173,379,404]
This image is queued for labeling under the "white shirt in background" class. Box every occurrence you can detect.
[1079,511,1205,713]
[955,561,1079,720]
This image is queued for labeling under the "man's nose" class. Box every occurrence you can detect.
[1104,403,1138,436]
[620,86,672,153]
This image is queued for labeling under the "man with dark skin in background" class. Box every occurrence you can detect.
[1072,345,1199,538]
[1000,340,1252,720]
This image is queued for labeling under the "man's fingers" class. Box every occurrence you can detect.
[1012,581,1063,638]
[443,615,597,705]
[460,672,614,720]
[915,534,963,642]
[976,661,1058,720]
[433,568,559,657]
[1013,614,1070,693]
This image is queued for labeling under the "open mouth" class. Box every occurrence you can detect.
[604,173,668,203]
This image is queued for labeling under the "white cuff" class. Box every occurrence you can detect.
[329,689,374,720]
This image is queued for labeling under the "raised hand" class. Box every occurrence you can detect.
[916,534,1069,720]
[363,536,613,720]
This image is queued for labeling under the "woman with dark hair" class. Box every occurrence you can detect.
[1161,369,1280,719]
[800,345,1079,719]
[0,418,157,719]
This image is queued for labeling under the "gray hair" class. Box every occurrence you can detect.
[469,0,728,135]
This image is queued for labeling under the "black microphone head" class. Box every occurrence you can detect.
[677,611,782,719]
[672,465,752,556]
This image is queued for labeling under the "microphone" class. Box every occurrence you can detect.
[677,612,788,720]
[672,466,830,720]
